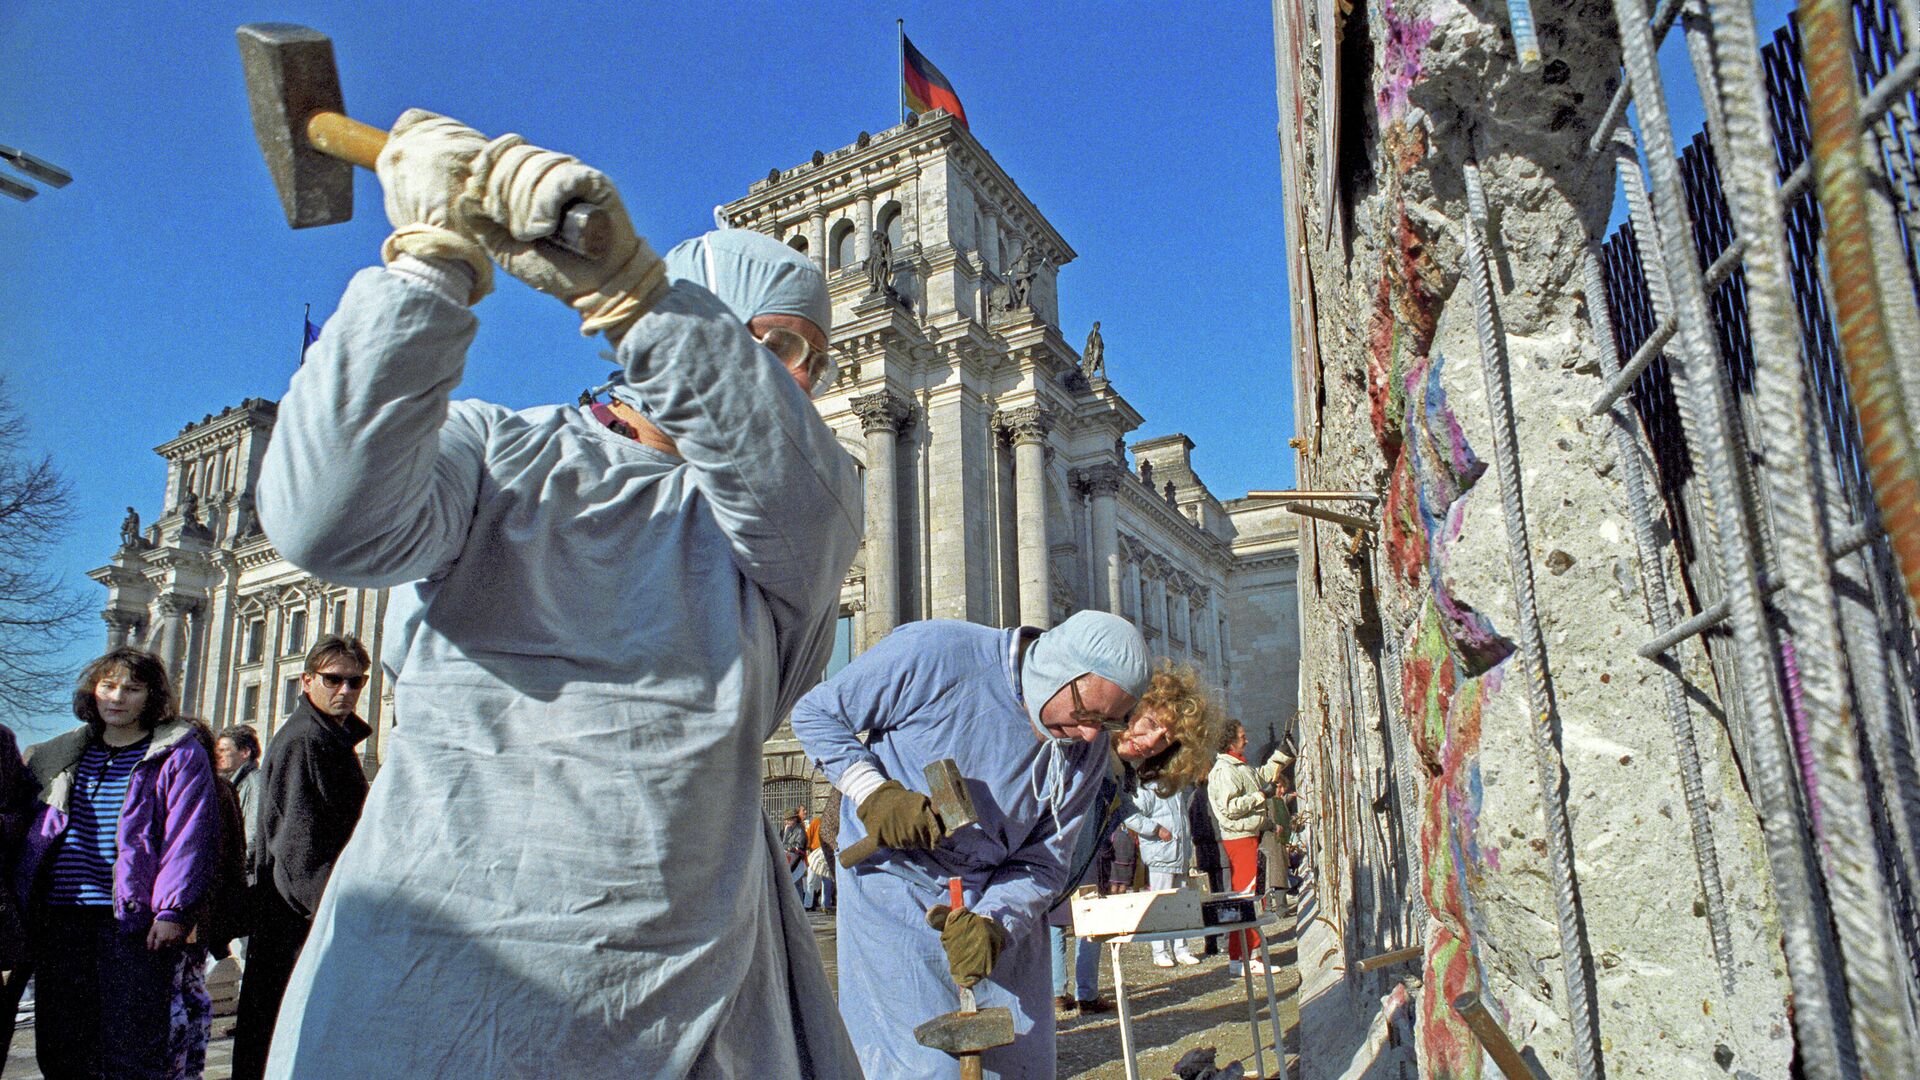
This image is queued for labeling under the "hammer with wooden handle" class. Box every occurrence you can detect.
[840,757,980,869]
[236,23,612,260]
[914,877,1015,1080]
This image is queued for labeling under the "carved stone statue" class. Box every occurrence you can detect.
[1139,460,1154,487]
[1083,321,1105,378]
[235,491,259,537]
[119,507,141,549]
[1164,481,1178,504]
[866,227,893,297]
[179,491,200,526]
[1007,249,1035,309]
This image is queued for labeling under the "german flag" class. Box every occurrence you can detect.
[903,35,969,129]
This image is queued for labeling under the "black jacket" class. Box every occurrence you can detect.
[254,695,371,919]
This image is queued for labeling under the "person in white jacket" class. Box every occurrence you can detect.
[1207,720,1279,976]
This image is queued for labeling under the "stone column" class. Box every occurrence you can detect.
[1152,569,1170,642]
[1174,588,1192,653]
[153,593,197,686]
[999,405,1056,628]
[102,610,140,649]
[981,210,1001,271]
[855,194,874,262]
[1072,464,1125,614]
[808,210,828,276]
[1126,545,1144,622]
[852,390,912,645]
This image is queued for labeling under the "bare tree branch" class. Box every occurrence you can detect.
[0,376,90,721]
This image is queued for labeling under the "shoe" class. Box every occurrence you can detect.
[1246,959,1270,976]
[1076,998,1115,1014]
[1055,994,1075,1012]
[1228,961,1244,977]
[1153,954,1176,968]
[1176,952,1202,966]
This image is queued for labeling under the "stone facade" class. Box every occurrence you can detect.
[724,114,1299,771]
[89,113,1301,806]
[1272,2,1791,1077]
[88,400,393,766]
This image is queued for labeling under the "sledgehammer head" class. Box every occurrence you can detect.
[925,758,979,833]
[913,1005,1014,1056]
[237,23,352,229]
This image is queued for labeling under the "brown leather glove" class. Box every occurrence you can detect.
[924,905,1008,989]
[856,780,947,851]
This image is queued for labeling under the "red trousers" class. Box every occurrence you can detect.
[1221,836,1264,960]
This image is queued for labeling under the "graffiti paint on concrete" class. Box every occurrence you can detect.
[1359,3,1528,1073]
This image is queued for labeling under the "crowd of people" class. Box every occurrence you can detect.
[0,634,375,1079]
[0,111,1296,1079]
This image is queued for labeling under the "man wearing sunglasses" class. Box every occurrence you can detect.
[232,636,373,1080]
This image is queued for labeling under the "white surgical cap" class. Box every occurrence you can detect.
[650,229,836,396]
[661,229,831,337]
[1019,611,1151,729]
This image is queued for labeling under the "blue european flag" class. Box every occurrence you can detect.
[301,306,321,364]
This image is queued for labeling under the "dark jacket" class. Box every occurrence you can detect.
[205,772,250,953]
[1047,756,1137,923]
[17,720,221,931]
[0,726,34,968]
[254,696,371,919]
[230,759,261,870]
[1187,777,1224,871]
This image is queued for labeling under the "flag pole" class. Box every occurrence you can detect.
[302,302,311,366]
[897,19,907,125]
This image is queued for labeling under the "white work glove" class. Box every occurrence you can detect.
[375,109,494,306]
[464,134,667,337]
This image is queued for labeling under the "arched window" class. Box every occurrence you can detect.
[788,233,809,255]
[878,202,904,250]
[830,220,856,271]
[762,778,811,820]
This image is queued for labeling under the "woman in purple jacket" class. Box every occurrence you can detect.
[17,647,219,1079]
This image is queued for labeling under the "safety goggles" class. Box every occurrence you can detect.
[314,673,368,690]
[756,327,838,398]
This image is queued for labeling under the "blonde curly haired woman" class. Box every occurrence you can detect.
[1046,661,1221,1009]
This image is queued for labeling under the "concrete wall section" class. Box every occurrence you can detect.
[1273,1,1793,1077]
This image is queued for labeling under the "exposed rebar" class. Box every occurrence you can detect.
[1381,630,1431,943]
[1581,245,1737,991]
[1713,5,1920,1066]
[1802,0,1920,622]
[1507,0,1543,72]
[1462,159,1606,1080]
[1612,0,1855,1070]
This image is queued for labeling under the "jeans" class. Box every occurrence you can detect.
[33,905,176,1080]
[1047,924,1101,1000]
[805,867,835,910]
[1146,868,1199,962]
[789,857,808,904]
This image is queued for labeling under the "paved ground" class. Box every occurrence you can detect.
[4,908,1299,1079]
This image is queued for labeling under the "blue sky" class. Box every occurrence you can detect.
[0,2,1294,737]
[0,3,1795,740]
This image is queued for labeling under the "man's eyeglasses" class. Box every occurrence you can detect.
[756,327,834,393]
[314,673,368,690]
[1068,678,1132,734]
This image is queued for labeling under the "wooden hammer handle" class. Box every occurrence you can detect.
[304,111,612,261]
[839,834,879,869]
[306,111,387,168]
